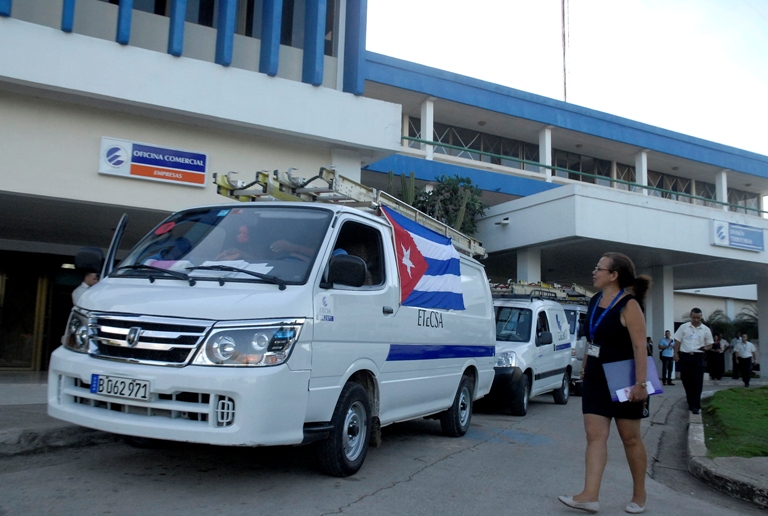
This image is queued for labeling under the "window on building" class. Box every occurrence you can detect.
[647,170,663,197]
[499,139,523,169]
[553,151,611,186]
[728,188,760,214]
[522,142,539,172]
[407,117,422,149]
[615,163,635,191]
[663,174,691,202]
[553,150,582,181]
[694,181,717,207]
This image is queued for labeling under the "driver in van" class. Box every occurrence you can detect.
[216,225,256,261]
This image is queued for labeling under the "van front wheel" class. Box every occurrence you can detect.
[317,382,371,477]
[509,374,530,416]
[440,374,474,437]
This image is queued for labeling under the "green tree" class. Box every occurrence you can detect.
[411,175,487,235]
[734,305,758,339]
[703,309,733,340]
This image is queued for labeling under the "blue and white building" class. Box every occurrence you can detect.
[1,0,766,371]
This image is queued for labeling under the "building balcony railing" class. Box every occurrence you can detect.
[401,136,766,217]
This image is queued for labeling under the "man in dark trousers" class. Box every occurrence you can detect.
[673,308,714,414]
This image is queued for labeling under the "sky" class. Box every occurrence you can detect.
[366,0,768,157]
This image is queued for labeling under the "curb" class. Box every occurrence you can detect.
[0,425,118,457]
[687,412,768,507]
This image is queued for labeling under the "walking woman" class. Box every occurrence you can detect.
[559,253,651,514]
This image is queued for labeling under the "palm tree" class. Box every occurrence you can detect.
[703,309,734,340]
[734,305,758,339]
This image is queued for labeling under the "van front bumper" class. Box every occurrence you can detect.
[47,347,311,447]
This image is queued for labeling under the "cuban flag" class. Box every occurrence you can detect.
[381,206,464,310]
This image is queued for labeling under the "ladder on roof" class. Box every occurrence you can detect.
[213,168,486,258]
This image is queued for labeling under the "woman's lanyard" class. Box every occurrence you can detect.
[589,291,624,342]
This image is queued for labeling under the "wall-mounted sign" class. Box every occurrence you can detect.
[711,219,765,252]
[99,137,207,187]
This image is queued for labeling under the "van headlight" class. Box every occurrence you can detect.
[193,323,303,367]
[63,310,91,354]
[495,351,517,368]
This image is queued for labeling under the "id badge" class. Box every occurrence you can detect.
[587,343,601,357]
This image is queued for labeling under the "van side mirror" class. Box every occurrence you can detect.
[537,331,553,346]
[75,247,104,273]
[322,255,366,288]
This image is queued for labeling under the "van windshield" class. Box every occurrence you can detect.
[114,206,333,286]
[495,307,532,342]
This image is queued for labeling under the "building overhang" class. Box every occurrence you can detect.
[477,183,768,290]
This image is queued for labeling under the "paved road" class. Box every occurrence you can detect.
[0,389,761,516]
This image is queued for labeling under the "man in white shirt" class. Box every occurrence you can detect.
[72,272,99,305]
[733,334,758,388]
[673,308,714,414]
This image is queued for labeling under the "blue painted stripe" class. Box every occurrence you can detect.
[555,343,572,351]
[61,0,75,32]
[167,0,186,56]
[386,344,495,361]
[215,0,237,66]
[0,0,11,17]
[259,0,282,76]
[116,0,132,45]
[365,154,560,197]
[302,0,326,85]
[342,0,366,95]
[364,52,768,178]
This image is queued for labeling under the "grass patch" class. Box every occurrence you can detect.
[702,386,768,458]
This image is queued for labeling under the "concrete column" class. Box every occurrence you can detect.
[757,278,768,370]
[517,248,541,284]
[538,126,552,181]
[649,265,676,380]
[635,151,648,195]
[420,98,434,160]
[715,169,729,211]
[331,148,362,182]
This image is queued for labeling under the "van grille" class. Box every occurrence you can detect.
[64,377,234,427]
[89,314,213,366]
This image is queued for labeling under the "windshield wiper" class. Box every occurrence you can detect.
[186,265,286,290]
[115,264,196,286]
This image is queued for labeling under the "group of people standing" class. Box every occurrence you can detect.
[655,320,759,404]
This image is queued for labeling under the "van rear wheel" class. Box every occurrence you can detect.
[509,374,530,416]
[317,382,371,477]
[440,374,474,437]
[553,371,570,405]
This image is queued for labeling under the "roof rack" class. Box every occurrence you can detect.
[213,167,485,258]
[490,280,594,303]
[492,290,559,302]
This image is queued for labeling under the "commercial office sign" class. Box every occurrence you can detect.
[711,219,765,252]
[99,137,207,187]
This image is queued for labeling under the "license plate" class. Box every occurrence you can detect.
[90,374,150,401]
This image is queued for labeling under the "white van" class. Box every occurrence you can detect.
[48,179,496,477]
[488,294,572,415]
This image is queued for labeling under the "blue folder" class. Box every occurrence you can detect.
[603,356,664,402]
